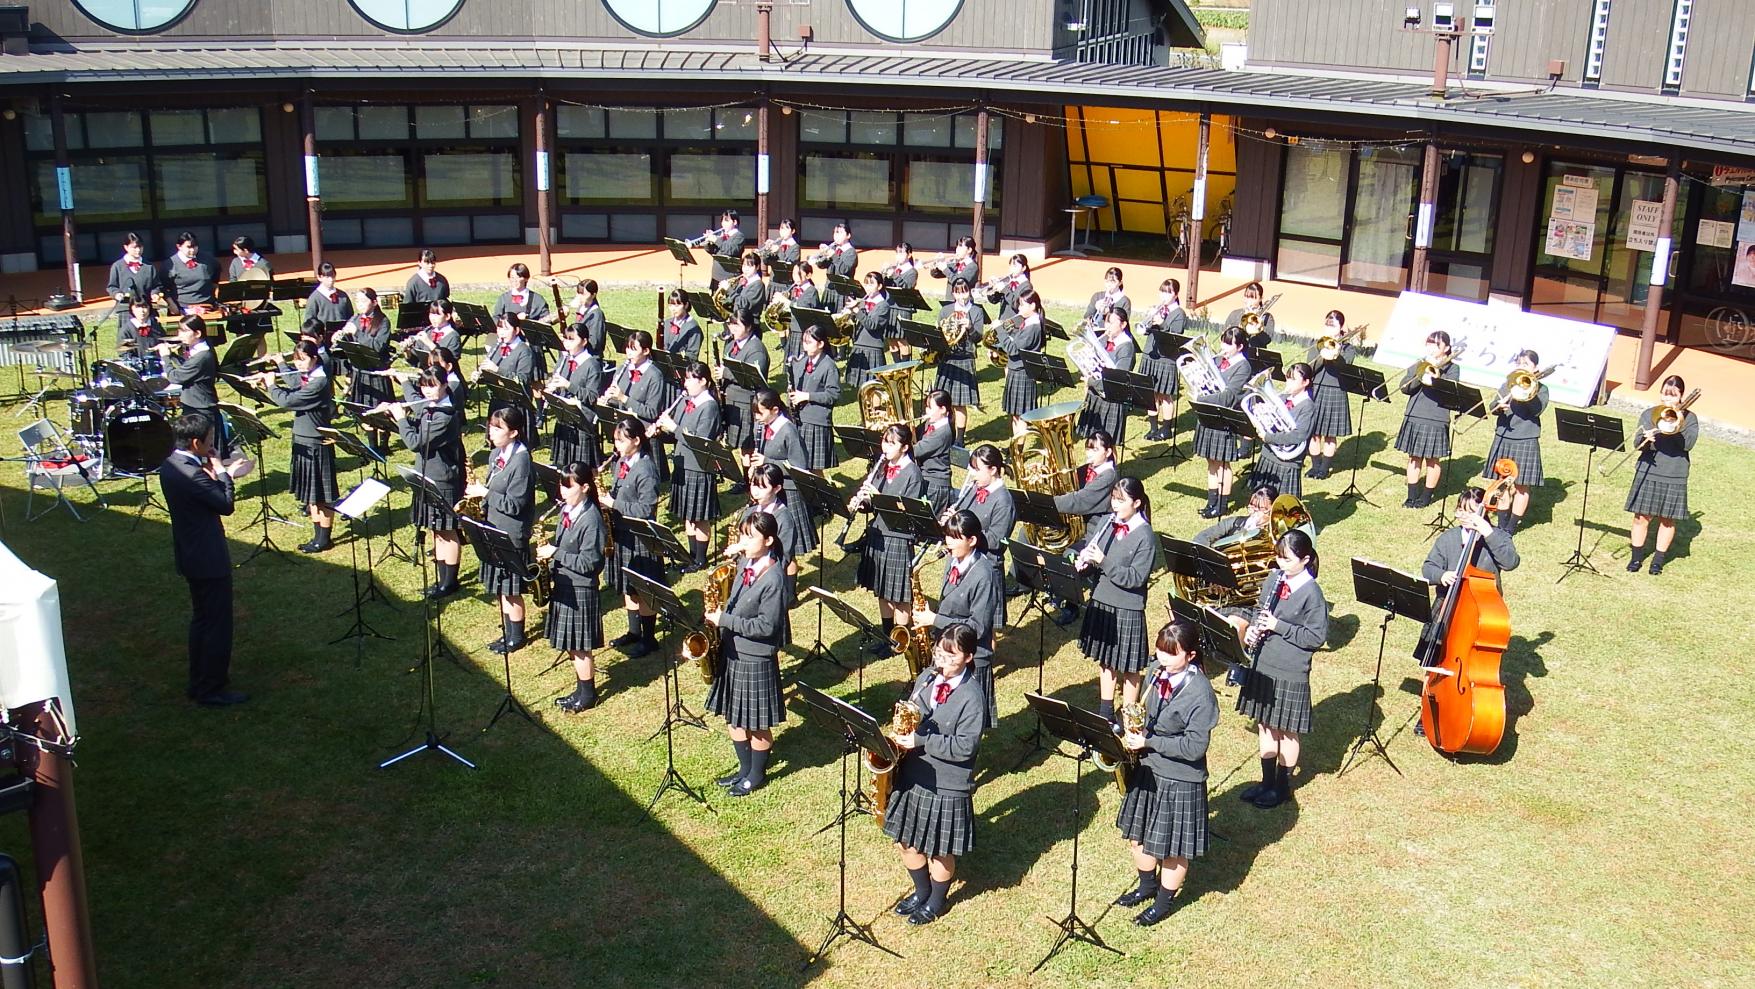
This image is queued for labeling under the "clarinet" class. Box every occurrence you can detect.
[835,457,886,549]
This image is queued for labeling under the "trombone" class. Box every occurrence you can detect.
[1599,388,1701,476]
[1455,363,1560,437]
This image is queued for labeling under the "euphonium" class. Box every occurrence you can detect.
[453,461,485,522]
[1175,336,1225,398]
[1092,702,1147,797]
[1240,369,1306,461]
[856,361,915,431]
[865,700,924,828]
[761,295,793,336]
[680,560,737,684]
[1066,337,1104,383]
[1171,494,1315,608]
[1009,402,1086,554]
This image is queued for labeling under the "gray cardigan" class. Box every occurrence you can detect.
[1634,407,1698,482]
[786,352,841,427]
[1250,575,1329,679]
[931,549,1003,665]
[897,669,985,794]
[551,503,606,582]
[1259,394,1318,461]
[852,294,890,350]
[397,400,463,489]
[949,483,1017,554]
[483,443,535,542]
[671,395,723,472]
[608,359,666,423]
[1137,670,1219,783]
[1054,463,1119,519]
[718,554,788,664]
[1491,383,1548,443]
[1088,517,1160,610]
[663,316,703,366]
[266,366,334,444]
[164,343,219,411]
[1399,361,1462,424]
[721,333,771,409]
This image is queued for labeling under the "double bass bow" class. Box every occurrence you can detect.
[1418,458,1517,756]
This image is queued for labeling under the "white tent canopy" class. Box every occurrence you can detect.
[0,539,76,735]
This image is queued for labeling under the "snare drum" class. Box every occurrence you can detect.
[68,391,108,436]
[104,401,172,476]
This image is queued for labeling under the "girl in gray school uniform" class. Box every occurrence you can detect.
[602,415,663,659]
[1140,277,1188,443]
[1046,431,1120,626]
[933,278,985,437]
[263,341,338,554]
[924,511,1005,730]
[718,313,770,455]
[1076,476,1163,723]
[544,462,608,714]
[854,423,926,654]
[784,325,841,470]
[1235,529,1329,810]
[1192,326,1253,519]
[1247,362,1318,498]
[1304,309,1359,479]
[705,511,790,798]
[914,390,956,514]
[846,271,891,391]
[1113,619,1219,927]
[465,407,536,655]
[1395,329,1461,509]
[650,362,722,573]
[748,389,817,556]
[1625,374,1698,576]
[1077,307,1139,449]
[883,623,987,927]
[1481,348,1549,534]
[998,291,1047,434]
[546,321,604,470]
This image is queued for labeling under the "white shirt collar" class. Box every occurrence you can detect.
[1283,570,1314,594]
[1089,460,1113,477]
[980,478,1004,495]
[930,669,968,703]
[174,448,204,464]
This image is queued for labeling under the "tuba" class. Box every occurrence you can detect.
[1176,336,1226,398]
[865,700,924,828]
[1092,702,1147,796]
[761,295,792,337]
[1066,337,1104,383]
[1240,370,1307,461]
[1009,402,1087,554]
[680,560,737,684]
[857,360,916,431]
[983,315,1017,370]
[1172,494,1315,608]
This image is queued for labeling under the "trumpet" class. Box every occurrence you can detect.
[974,274,1011,298]
[922,253,951,278]
[879,260,909,284]
[1599,388,1701,476]
[683,231,714,249]
[755,236,783,261]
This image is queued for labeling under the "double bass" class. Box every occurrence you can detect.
[1418,459,1517,756]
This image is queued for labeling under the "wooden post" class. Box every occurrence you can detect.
[23,701,98,989]
[972,108,990,256]
[534,92,552,278]
[49,96,79,300]
[301,94,323,272]
[1633,160,1681,390]
[757,97,770,242]
[1187,112,1209,307]
[1411,141,1440,293]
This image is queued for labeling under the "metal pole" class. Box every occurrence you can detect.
[1431,28,1453,98]
[1411,141,1440,294]
[1187,112,1209,306]
[49,97,79,301]
[534,92,552,278]
[757,97,770,243]
[22,702,96,989]
[1633,159,1681,390]
[756,2,773,62]
[301,94,323,272]
[972,108,990,256]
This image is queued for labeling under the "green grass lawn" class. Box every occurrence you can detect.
[1,285,1750,988]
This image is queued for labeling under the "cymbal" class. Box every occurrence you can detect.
[14,339,76,354]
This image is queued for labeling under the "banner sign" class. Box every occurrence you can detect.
[1378,292,1614,408]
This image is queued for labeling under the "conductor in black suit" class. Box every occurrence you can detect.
[160,412,251,706]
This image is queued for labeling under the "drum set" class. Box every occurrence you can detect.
[47,343,182,478]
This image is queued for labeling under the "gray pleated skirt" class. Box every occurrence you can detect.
[608,538,663,595]
[670,467,720,523]
[705,655,786,731]
[935,354,980,406]
[1080,600,1150,674]
[721,403,752,454]
[1249,454,1305,498]
[1310,382,1353,436]
[1079,396,1128,447]
[1236,667,1312,734]
[481,546,532,596]
[290,441,339,507]
[858,531,914,603]
[1625,473,1689,518]
[549,422,597,471]
[546,573,604,651]
[883,784,975,857]
[1483,434,1543,487]
[411,481,463,531]
[800,421,838,469]
[1117,771,1208,861]
[1002,372,1040,417]
[844,345,885,390]
[1194,422,1248,463]
[780,498,817,556]
[1394,415,1450,459]
[1142,354,1179,396]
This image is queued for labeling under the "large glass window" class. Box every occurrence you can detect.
[556,105,756,245]
[846,0,962,42]
[602,0,717,37]
[1676,180,1755,358]
[72,1,196,33]
[1276,143,1348,285]
[348,1,467,33]
[1428,151,1502,302]
[1529,161,1686,331]
[1065,107,1238,262]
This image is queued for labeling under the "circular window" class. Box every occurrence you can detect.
[603,0,717,38]
[72,0,198,33]
[349,0,467,33]
[846,0,962,43]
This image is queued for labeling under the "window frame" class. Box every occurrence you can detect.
[601,0,719,39]
[345,0,468,34]
[844,0,965,45]
[70,0,199,35]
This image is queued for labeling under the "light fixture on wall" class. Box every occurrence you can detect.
[282,102,295,113]
[0,109,13,121]
[1024,113,1037,124]
[1521,150,1535,164]
[1403,6,1421,28]
[780,106,792,116]
[1264,127,1279,140]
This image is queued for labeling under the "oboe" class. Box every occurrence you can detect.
[835,457,886,548]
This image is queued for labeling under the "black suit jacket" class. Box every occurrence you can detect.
[159,452,235,579]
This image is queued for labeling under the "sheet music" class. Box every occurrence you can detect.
[335,477,391,520]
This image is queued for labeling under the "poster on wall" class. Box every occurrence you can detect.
[1732,242,1755,289]
[1625,200,1664,251]
[1698,219,1736,249]
[1545,217,1596,262]
[1550,184,1599,222]
[1738,191,1755,243]
[1379,292,1615,408]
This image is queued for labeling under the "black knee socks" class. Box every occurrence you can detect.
[907,865,930,901]
[746,746,771,788]
[641,614,657,642]
[311,524,332,550]
[1135,867,1161,896]
[435,562,457,590]
[1097,698,1115,723]
[1152,885,1180,912]
[925,878,951,914]
[504,619,524,648]
[732,739,752,779]
[692,538,708,568]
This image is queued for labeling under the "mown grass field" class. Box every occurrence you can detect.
[0,283,1750,988]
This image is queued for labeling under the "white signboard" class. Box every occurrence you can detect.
[1625,200,1664,251]
[0,541,77,734]
[1378,292,1615,408]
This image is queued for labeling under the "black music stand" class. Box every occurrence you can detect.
[1244,345,1285,381]
[1023,693,1126,972]
[225,403,291,566]
[1098,367,1159,461]
[328,477,396,663]
[394,466,466,673]
[719,354,768,403]
[1424,376,1488,534]
[452,302,494,338]
[458,517,540,733]
[603,320,634,355]
[800,586,888,825]
[1331,362,1390,504]
[394,302,429,332]
[826,273,862,300]
[1147,329,1194,464]
[778,463,853,673]
[662,236,698,269]
[220,371,275,410]
[898,319,950,365]
[1194,604,1252,691]
[622,570,713,815]
[518,317,561,354]
[1190,403,1255,511]
[1554,409,1623,581]
[1342,558,1429,776]
[790,305,839,353]
[217,334,267,373]
[888,286,928,315]
[830,425,883,550]
[322,422,405,590]
[1018,352,1080,400]
[1010,541,1088,763]
[378,514,478,773]
[795,684,903,970]
[618,523,706,733]
[870,494,941,560]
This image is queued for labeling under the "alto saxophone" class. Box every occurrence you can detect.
[453,461,485,522]
[889,545,947,679]
[530,506,560,608]
[865,699,924,829]
[680,560,737,684]
[1093,701,1147,797]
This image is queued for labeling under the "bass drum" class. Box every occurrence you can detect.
[104,401,172,476]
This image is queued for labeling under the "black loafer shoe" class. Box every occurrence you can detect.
[893,891,926,916]
[195,690,249,707]
[487,637,509,654]
[623,638,655,659]
[715,769,745,787]
[726,778,763,798]
[1648,558,1665,576]
[1113,888,1154,907]
[1238,782,1266,802]
[1249,787,1287,809]
[907,905,941,926]
[609,631,640,647]
[426,583,459,601]
[1050,606,1079,627]
[1134,901,1178,927]
[865,639,894,657]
